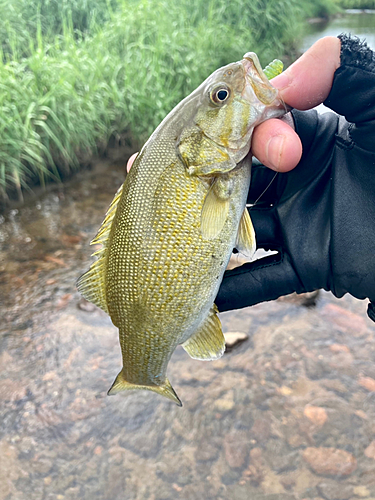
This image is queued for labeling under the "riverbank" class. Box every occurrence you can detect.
[0,0,341,206]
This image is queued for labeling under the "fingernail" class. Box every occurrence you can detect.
[266,135,285,170]
[271,71,291,90]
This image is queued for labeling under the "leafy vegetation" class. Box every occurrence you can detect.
[337,0,375,8]
[0,0,336,202]
[299,0,341,18]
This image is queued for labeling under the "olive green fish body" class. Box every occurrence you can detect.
[78,53,286,405]
[104,129,251,403]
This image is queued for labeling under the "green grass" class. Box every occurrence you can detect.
[337,0,375,8]
[299,0,342,18]
[0,0,337,203]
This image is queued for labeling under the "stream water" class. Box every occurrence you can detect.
[2,12,375,500]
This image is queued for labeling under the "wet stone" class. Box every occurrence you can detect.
[353,485,371,497]
[77,298,97,312]
[156,454,193,486]
[214,390,235,412]
[17,437,36,460]
[317,480,353,500]
[251,416,271,441]
[322,303,368,336]
[321,379,349,395]
[221,467,242,485]
[257,496,296,500]
[304,357,330,380]
[180,386,202,412]
[28,457,52,475]
[194,441,220,462]
[223,431,250,469]
[265,442,300,474]
[224,331,249,352]
[304,405,328,427]
[364,440,375,459]
[0,379,27,402]
[358,377,375,392]
[302,447,357,476]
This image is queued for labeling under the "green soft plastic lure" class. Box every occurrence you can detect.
[263,59,284,80]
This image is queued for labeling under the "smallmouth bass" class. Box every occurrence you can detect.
[77,53,286,406]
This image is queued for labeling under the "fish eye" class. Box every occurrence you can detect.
[210,86,230,105]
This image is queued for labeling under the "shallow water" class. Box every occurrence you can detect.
[301,10,375,52]
[2,13,375,500]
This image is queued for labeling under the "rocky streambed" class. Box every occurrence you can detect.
[1,157,375,500]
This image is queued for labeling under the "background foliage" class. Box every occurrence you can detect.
[0,0,341,201]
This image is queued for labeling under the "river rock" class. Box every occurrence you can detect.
[317,480,353,500]
[260,469,286,495]
[223,431,249,469]
[0,379,27,401]
[224,331,248,352]
[353,485,371,497]
[214,390,235,412]
[364,440,375,460]
[251,417,271,441]
[194,441,220,463]
[358,377,375,392]
[303,405,328,427]
[321,304,368,336]
[302,447,357,476]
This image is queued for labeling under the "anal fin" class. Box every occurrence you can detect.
[235,207,256,258]
[182,305,225,361]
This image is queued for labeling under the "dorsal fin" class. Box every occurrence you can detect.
[76,183,124,313]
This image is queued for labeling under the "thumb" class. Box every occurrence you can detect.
[216,252,307,312]
[271,36,341,110]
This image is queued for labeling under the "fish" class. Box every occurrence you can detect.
[77,52,286,406]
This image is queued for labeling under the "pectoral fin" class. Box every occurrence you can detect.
[200,179,231,240]
[235,208,256,258]
[182,305,225,361]
[108,370,182,406]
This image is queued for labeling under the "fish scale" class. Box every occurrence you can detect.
[77,52,286,405]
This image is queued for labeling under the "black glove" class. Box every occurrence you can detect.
[216,34,375,322]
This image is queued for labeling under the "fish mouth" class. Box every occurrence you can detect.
[242,52,269,84]
[241,52,280,106]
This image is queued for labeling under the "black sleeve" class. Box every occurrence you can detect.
[217,34,375,321]
[291,34,375,314]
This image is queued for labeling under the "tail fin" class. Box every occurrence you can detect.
[107,370,182,406]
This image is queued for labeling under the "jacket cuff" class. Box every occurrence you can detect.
[338,33,375,71]
[324,34,375,151]
[368,301,375,323]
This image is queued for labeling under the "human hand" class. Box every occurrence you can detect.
[217,34,375,322]
[251,36,340,172]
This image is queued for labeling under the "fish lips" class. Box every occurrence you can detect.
[241,52,289,113]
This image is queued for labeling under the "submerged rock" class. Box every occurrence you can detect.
[224,331,249,352]
[302,447,357,476]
